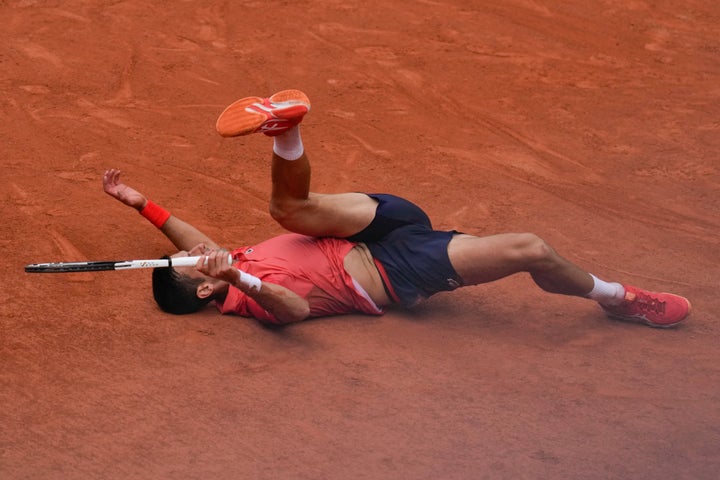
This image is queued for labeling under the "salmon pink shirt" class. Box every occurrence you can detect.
[217,233,383,323]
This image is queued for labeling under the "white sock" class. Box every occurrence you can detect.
[272,126,304,161]
[586,274,626,305]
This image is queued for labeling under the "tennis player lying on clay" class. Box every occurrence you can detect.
[102,89,690,327]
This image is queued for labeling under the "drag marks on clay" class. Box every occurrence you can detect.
[432,145,551,189]
[25,105,75,124]
[55,170,98,183]
[10,182,92,281]
[352,45,426,95]
[232,358,271,375]
[326,108,356,120]
[107,48,138,105]
[23,97,134,130]
[75,98,135,129]
[147,36,203,53]
[18,85,51,95]
[181,73,221,86]
[152,134,194,148]
[49,230,86,261]
[361,41,718,242]
[310,19,435,105]
[354,46,399,67]
[47,230,93,282]
[191,4,229,49]
[343,131,392,160]
[16,41,64,68]
[697,121,720,132]
[314,22,397,41]
[161,103,227,109]
[174,328,221,346]
[644,28,673,54]
[430,91,599,183]
[41,7,91,24]
[633,160,719,183]
[514,0,554,17]
[161,160,269,217]
[433,145,720,243]
[394,69,424,90]
[10,183,39,217]
[448,205,490,224]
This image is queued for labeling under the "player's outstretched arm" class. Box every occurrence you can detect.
[103,169,221,252]
[197,250,310,324]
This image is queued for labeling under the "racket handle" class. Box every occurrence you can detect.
[169,253,234,268]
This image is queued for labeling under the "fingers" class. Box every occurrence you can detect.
[188,243,208,256]
[196,249,233,279]
[102,168,121,190]
[195,255,206,271]
[102,170,114,194]
[207,249,231,268]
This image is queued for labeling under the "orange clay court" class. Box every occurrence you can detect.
[1,1,719,479]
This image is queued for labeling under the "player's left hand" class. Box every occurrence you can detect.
[103,169,148,211]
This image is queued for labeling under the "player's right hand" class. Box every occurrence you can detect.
[103,169,148,211]
[195,249,237,284]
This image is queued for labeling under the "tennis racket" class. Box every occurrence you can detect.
[25,254,233,273]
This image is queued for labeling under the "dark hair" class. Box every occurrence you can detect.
[152,256,212,314]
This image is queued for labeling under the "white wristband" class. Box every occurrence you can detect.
[238,270,262,292]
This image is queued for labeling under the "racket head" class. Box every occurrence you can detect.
[24,261,118,273]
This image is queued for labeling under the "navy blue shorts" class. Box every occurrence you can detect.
[346,194,463,307]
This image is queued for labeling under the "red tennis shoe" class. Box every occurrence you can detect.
[600,285,691,328]
[216,89,310,137]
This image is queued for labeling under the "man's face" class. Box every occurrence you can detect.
[170,243,210,279]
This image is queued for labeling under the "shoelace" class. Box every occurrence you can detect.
[632,291,666,315]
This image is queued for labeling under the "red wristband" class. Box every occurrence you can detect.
[140,200,171,228]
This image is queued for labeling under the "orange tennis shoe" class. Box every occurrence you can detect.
[216,89,310,137]
[600,285,691,328]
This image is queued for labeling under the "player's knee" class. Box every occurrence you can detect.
[515,233,555,269]
[269,199,293,226]
[269,198,307,229]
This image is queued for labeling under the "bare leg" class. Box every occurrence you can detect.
[217,91,379,238]
[447,233,594,296]
[268,151,378,237]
